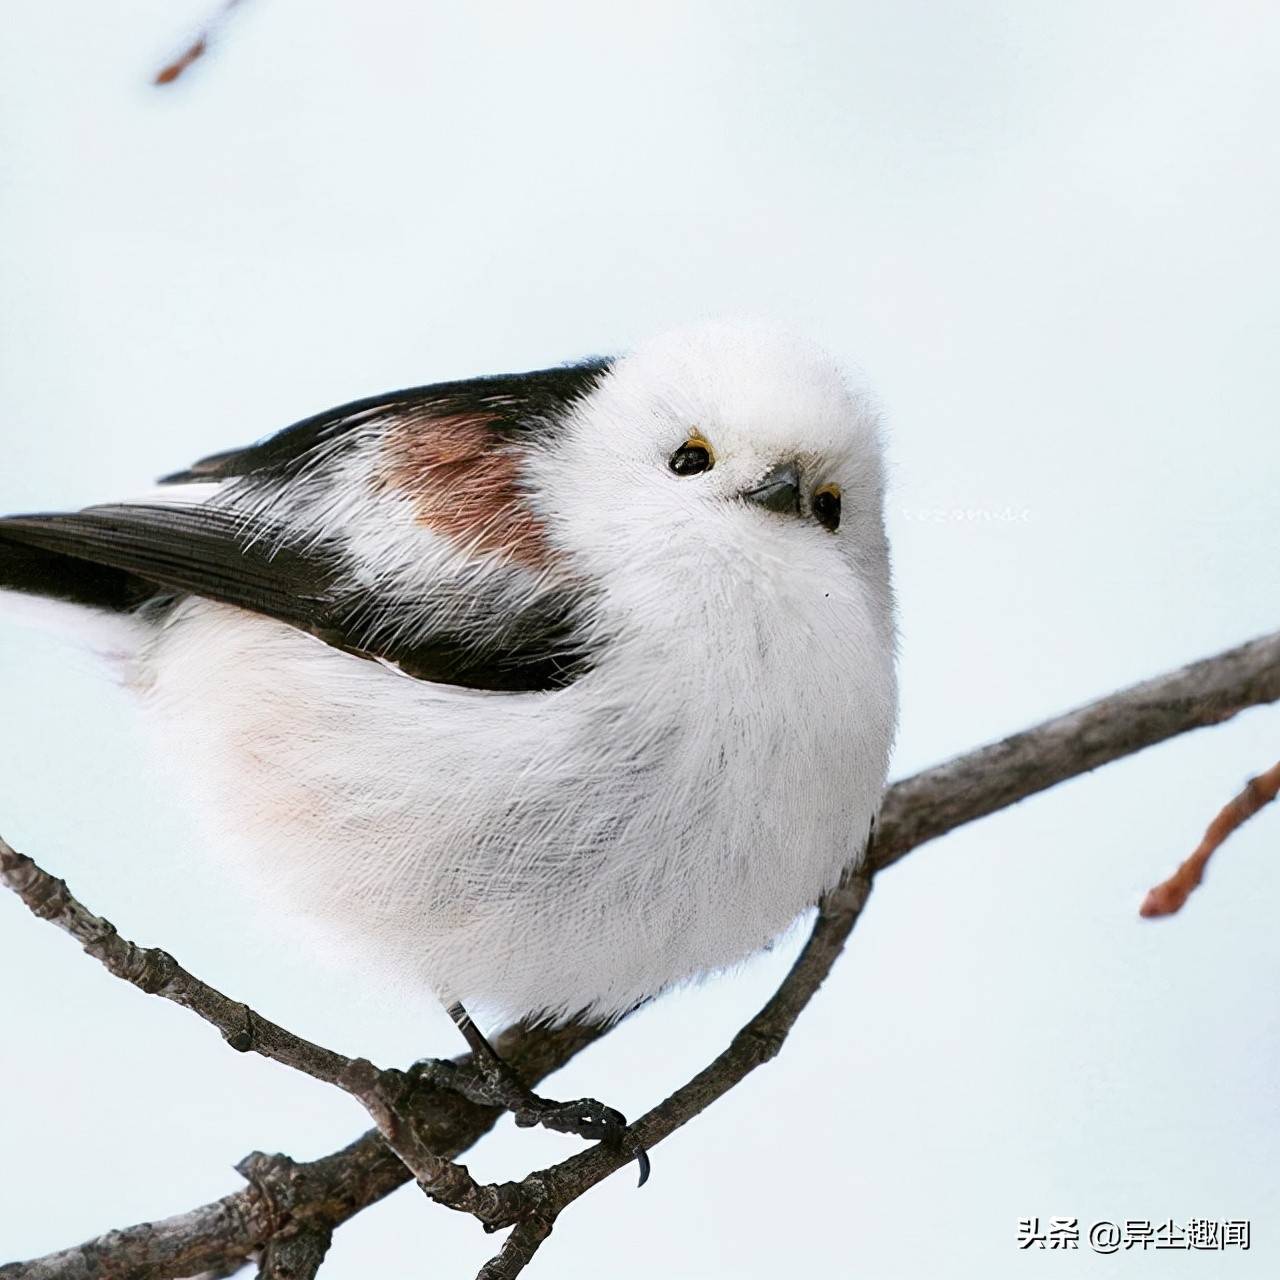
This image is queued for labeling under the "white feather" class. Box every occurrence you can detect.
[0,588,149,662]
[12,321,899,1027]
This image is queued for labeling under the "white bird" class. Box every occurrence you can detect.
[0,321,897,1163]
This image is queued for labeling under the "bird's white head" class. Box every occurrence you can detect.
[530,320,892,628]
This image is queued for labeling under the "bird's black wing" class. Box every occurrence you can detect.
[0,503,347,646]
[161,361,611,485]
[0,502,587,691]
[0,359,614,691]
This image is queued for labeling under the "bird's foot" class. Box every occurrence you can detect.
[414,1057,651,1186]
[512,1093,626,1142]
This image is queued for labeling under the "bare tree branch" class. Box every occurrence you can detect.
[464,875,877,1279]
[0,841,540,1227]
[4,627,1278,1280]
[0,1026,602,1280]
[474,1216,555,1280]
[256,1223,331,1280]
[1140,756,1280,917]
[867,628,1280,872]
[0,844,352,1081]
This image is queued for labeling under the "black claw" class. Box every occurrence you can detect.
[418,1056,653,1185]
[515,1096,627,1142]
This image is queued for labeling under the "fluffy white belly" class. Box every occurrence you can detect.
[138,579,893,1024]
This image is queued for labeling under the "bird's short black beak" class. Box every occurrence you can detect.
[742,462,801,515]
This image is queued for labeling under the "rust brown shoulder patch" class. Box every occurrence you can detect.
[379,411,550,566]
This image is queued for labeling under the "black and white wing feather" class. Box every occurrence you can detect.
[0,360,612,691]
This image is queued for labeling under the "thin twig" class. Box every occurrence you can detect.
[0,1026,603,1280]
[475,1216,555,1280]
[0,841,351,1080]
[154,0,248,86]
[1140,758,1280,917]
[4,628,1279,1280]
[471,875,875,1280]
[0,839,530,1227]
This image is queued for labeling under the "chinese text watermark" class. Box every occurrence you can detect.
[1017,1217,1250,1253]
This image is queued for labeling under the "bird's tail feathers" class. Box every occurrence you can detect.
[0,525,152,660]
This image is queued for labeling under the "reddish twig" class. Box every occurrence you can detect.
[1140,759,1280,918]
[154,0,248,86]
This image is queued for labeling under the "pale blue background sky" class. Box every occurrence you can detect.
[2,2,1278,1277]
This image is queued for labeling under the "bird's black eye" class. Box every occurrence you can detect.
[669,435,714,476]
[812,484,841,532]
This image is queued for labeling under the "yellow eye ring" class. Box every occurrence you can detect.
[812,483,841,532]
[669,434,715,476]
